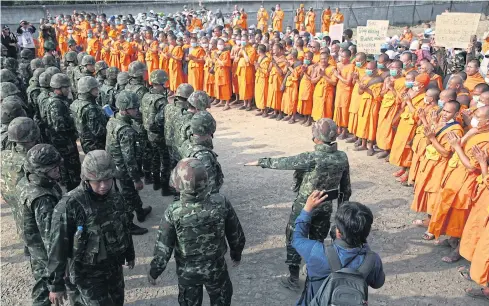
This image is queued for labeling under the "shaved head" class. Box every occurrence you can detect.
[456,94,471,107]
[479,91,489,107]
[448,75,464,90]
[473,83,489,96]
[420,61,434,74]
[356,52,366,62]
[440,89,457,102]
[426,88,441,99]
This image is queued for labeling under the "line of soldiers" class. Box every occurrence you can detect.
[1,46,241,305]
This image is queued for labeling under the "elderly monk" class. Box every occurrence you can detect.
[376,60,406,159]
[257,5,269,32]
[297,52,315,126]
[266,43,287,119]
[321,7,332,33]
[428,106,489,263]
[311,52,337,122]
[333,50,355,139]
[447,74,471,97]
[330,7,344,25]
[214,39,232,110]
[187,37,206,91]
[167,34,184,93]
[254,44,271,116]
[305,8,316,36]
[273,4,285,32]
[389,73,430,183]
[281,49,302,123]
[295,4,305,31]
[419,60,443,90]
[346,52,368,145]
[464,60,485,94]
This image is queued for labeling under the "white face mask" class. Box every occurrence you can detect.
[471,117,479,128]
[217,45,224,51]
[413,86,419,92]
[477,101,486,109]
[423,96,430,104]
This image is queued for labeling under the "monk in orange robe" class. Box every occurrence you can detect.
[401,52,416,76]
[294,5,305,30]
[203,38,217,103]
[310,41,321,64]
[240,9,248,29]
[464,60,486,94]
[266,43,287,118]
[305,8,316,36]
[187,37,206,91]
[167,34,184,93]
[100,32,111,64]
[281,50,301,123]
[389,73,430,182]
[354,61,384,155]
[144,31,159,83]
[376,60,406,158]
[297,52,315,125]
[400,26,414,42]
[132,35,146,63]
[295,39,305,61]
[257,6,269,31]
[273,5,285,32]
[86,30,101,61]
[346,52,368,144]
[330,8,344,25]
[214,39,233,110]
[230,41,241,104]
[118,34,133,72]
[236,35,257,110]
[321,7,332,33]
[157,32,168,70]
[109,36,121,69]
[254,44,271,116]
[311,52,337,122]
[428,106,489,263]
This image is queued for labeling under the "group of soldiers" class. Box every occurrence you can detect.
[0,43,244,305]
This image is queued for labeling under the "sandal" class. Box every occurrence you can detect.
[457,266,472,281]
[422,232,435,240]
[434,238,451,246]
[393,169,406,177]
[465,288,489,301]
[441,249,462,263]
[397,174,408,183]
[412,219,429,228]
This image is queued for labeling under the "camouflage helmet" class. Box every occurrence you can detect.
[50,73,71,89]
[81,150,116,181]
[175,83,194,99]
[4,57,18,71]
[170,158,209,194]
[187,90,210,111]
[30,58,44,71]
[20,49,33,59]
[32,68,46,82]
[64,51,78,63]
[44,40,56,52]
[0,68,16,83]
[116,90,139,110]
[39,71,54,88]
[42,54,56,67]
[312,118,338,143]
[1,100,27,123]
[149,69,168,85]
[106,67,120,80]
[77,76,99,94]
[3,95,26,107]
[77,52,88,65]
[191,111,216,136]
[24,144,62,175]
[81,55,96,66]
[94,60,108,73]
[7,117,40,143]
[117,71,130,85]
[1,82,20,97]
[45,66,61,75]
[127,61,147,77]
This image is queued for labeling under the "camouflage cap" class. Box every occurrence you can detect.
[1,82,20,97]
[149,69,168,85]
[81,55,96,66]
[24,144,62,175]
[128,61,147,77]
[4,57,18,71]
[64,51,78,63]
[7,117,40,143]
[191,111,216,136]
[32,68,46,82]
[77,52,88,65]
[20,49,33,59]
[116,90,139,110]
[94,60,108,73]
[44,40,56,51]
[81,150,116,181]
[175,83,194,99]
[106,67,120,80]
[45,66,61,75]
[50,73,71,89]
[0,68,16,83]
[117,71,130,85]
[1,99,27,123]
[187,90,210,110]
[312,118,338,143]
[30,58,44,71]
[170,157,209,194]
[42,54,56,67]
[77,76,99,94]
[39,71,54,88]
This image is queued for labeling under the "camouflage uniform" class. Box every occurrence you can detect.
[44,73,81,191]
[94,60,108,86]
[181,111,223,194]
[47,150,135,306]
[36,71,55,142]
[17,144,63,306]
[26,68,46,121]
[257,119,351,284]
[0,100,27,151]
[70,76,107,153]
[72,55,95,96]
[446,51,466,75]
[100,67,120,111]
[30,58,45,73]
[149,158,245,306]
[114,71,129,98]
[19,49,34,85]
[42,53,58,68]
[1,82,30,116]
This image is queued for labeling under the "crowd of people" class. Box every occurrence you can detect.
[1,3,489,305]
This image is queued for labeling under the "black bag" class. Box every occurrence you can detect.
[309,245,375,306]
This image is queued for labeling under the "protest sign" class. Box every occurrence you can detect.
[356,26,383,55]
[366,20,389,36]
[435,13,480,48]
[329,24,344,42]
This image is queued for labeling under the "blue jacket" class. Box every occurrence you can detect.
[292,209,385,306]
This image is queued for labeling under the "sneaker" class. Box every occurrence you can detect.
[136,206,152,222]
[279,276,300,291]
[129,223,148,235]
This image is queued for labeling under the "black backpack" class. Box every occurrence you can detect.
[309,245,376,306]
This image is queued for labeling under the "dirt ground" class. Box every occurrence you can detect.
[2,105,488,306]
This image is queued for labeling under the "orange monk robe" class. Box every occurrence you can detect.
[428,131,489,238]
[241,13,248,29]
[188,46,206,91]
[312,52,321,64]
[355,80,383,141]
[57,33,68,56]
[73,27,85,50]
[376,77,406,151]
[297,50,305,61]
[116,24,126,33]
[132,41,145,63]
[79,20,91,39]
[295,9,305,31]
[464,73,485,94]
[267,57,287,110]
[321,9,331,33]
[231,46,240,97]
[297,65,315,116]
[330,12,344,25]
[119,41,133,72]
[236,45,257,100]
[273,10,285,32]
[86,37,101,61]
[191,18,203,30]
[100,39,111,64]
[215,51,232,101]
[411,122,464,214]
[257,9,269,31]
[282,65,301,115]
[333,64,355,128]
[469,200,489,286]
[109,41,121,69]
[402,66,416,77]
[204,51,217,98]
[145,41,159,78]
[312,66,337,121]
[159,45,169,73]
[347,64,367,135]
[254,56,271,110]
[305,12,316,36]
[34,38,41,58]
[400,32,413,43]
[388,93,426,167]
[430,73,443,90]
[168,46,184,92]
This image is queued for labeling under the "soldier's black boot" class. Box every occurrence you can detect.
[153,174,161,191]
[280,265,300,291]
[129,222,148,235]
[144,172,153,185]
[23,246,30,257]
[136,206,152,222]
[161,186,173,196]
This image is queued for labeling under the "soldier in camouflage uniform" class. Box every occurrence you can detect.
[70,76,107,153]
[106,90,152,235]
[76,52,88,68]
[44,73,81,191]
[94,60,108,85]
[45,66,61,75]
[72,55,95,96]
[36,71,55,142]
[26,68,46,121]
[0,100,27,151]
[42,53,58,68]
[115,71,129,97]
[100,67,120,111]
[245,118,352,290]
[30,58,45,73]
[62,51,78,75]
[16,144,63,306]
[1,81,31,116]
[180,111,223,194]
[19,49,34,84]
[141,69,171,194]
[148,158,246,305]
[1,68,19,87]
[47,150,135,306]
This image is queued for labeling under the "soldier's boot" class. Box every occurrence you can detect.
[280,265,300,291]
[136,206,152,222]
[144,172,153,185]
[129,222,149,235]
[153,174,161,191]
[161,185,173,196]
[24,246,30,257]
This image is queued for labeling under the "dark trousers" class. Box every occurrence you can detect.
[149,140,171,185]
[76,263,124,306]
[118,174,143,221]
[177,272,233,306]
[29,256,50,306]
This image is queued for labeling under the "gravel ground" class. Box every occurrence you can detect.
[2,105,488,306]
